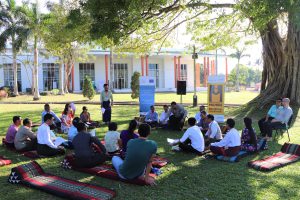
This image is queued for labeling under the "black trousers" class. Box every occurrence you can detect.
[258,117,274,134]
[16,138,37,152]
[37,144,65,156]
[74,153,106,168]
[179,139,202,154]
[146,121,158,128]
[262,121,285,137]
[169,115,184,130]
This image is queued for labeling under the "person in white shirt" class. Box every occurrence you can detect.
[171,117,204,154]
[37,113,65,156]
[194,105,206,123]
[210,118,241,157]
[159,105,170,127]
[205,114,222,145]
[104,122,122,154]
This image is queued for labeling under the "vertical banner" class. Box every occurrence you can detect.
[139,76,155,115]
[207,75,225,122]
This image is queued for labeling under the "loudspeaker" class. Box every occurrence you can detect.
[177,81,186,95]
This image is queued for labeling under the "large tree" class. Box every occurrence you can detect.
[42,3,91,94]
[0,0,30,96]
[74,0,300,106]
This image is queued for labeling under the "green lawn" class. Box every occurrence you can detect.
[0,103,299,200]
[0,91,258,105]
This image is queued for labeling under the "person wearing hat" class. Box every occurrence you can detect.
[101,83,113,124]
[258,98,283,135]
[262,98,293,141]
[72,121,107,168]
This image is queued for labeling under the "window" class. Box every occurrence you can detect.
[112,63,128,89]
[148,64,159,88]
[43,63,59,91]
[79,63,95,90]
[180,64,187,81]
[3,64,22,92]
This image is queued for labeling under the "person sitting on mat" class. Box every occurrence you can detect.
[159,105,170,127]
[42,104,61,131]
[170,117,204,154]
[120,120,139,154]
[258,98,282,136]
[195,105,206,124]
[5,116,22,148]
[240,117,257,152]
[209,118,241,157]
[68,117,81,144]
[112,123,156,185]
[80,106,91,123]
[168,101,188,131]
[61,103,74,133]
[14,118,37,152]
[261,98,293,141]
[197,111,209,134]
[105,122,122,154]
[205,114,222,146]
[37,114,65,156]
[145,105,159,128]
[72,121,107,168]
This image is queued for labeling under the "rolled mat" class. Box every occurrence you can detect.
[248,143,300,171]
[62,154,157,186]
[8,161,116,200]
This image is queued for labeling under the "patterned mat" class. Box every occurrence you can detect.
[248,143,300,171]
[8,161,116,200]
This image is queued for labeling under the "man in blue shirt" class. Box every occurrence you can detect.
[145,105,158,128]
[262,98,293,141]
[258,98,282,135]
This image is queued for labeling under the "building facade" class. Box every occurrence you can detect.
[0,49,229,93]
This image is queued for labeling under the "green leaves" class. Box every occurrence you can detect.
[131,71,140,99]
[82,75,95,100]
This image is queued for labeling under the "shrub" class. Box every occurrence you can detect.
[83,76,95,100]
[131,71,140,99]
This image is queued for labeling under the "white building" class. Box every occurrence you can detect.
[0,49,229,93]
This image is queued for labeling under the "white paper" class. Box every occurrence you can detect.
[167,138,179,146]
[101,108,106,114]
[53,137,66,147]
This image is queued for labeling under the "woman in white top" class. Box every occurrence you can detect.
[210,118,241,157]
[104,122,122,154]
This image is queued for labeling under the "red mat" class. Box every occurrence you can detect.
[0,156,12,166]
[248,143,300,171]
[8,161,116,200]
[62,155,157,186]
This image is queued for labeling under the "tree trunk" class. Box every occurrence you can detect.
[59,61,65,95]
[33,38,40,100]
[235,59,240,92]
[110,47,113,90]
[64,63,69,94]
[13,50,19,96]
[250,14,300,107]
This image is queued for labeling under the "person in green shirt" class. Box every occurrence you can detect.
[112,123,157,185]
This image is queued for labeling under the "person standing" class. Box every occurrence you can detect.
[101,83,113,124]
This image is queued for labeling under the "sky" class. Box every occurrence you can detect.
[15,0,263,72]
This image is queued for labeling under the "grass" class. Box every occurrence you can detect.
[0,103,299,200]
[0,91,258,105]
